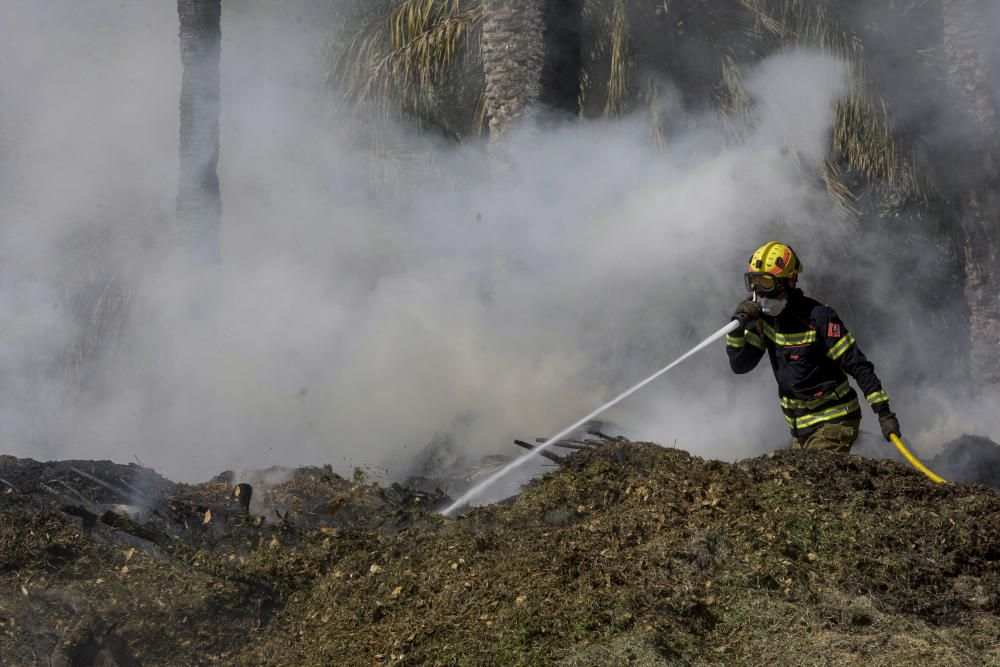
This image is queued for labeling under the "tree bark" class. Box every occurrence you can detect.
[177,0,222,264]
[942,0,1000,387]
[480,0,582,140]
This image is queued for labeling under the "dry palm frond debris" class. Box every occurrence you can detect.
[513,428,623,464]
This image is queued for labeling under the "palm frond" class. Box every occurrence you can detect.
[822,158,860,220]
[579,0,614,115]
[603,0,631,117]
[328,0,484,187]
[331,0,483,134]
[717,53,754,144]
[736,0,932,212]
[646,75,666,151]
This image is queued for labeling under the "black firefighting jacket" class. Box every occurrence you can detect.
[726,290,890,437]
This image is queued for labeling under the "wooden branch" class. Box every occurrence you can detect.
[513,440,565,464]
[551,442,592,451]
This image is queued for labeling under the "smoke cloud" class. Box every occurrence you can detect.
[0,0,996,492]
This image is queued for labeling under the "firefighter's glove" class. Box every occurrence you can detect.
[878,411,901,442]
[732,299,763,328]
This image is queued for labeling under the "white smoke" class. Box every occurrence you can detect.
[0,1,993,487]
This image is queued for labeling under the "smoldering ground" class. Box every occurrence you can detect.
[0,1,996,496]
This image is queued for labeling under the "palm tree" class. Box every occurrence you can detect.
[481,0,583,138]
[331,0,485,160]
[334,0,943,225]
[177,0,222,264]
[333,0,1000,387]
[941,0,1000,388]
[332,0,586,142]
[479,0,546,138]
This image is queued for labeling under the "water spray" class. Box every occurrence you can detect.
[440,319,741,516]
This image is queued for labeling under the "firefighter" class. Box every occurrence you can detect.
[727,241,901,452]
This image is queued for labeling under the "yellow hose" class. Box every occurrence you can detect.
[889,434,947,484]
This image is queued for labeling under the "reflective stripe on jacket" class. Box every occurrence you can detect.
[726,290,889,438]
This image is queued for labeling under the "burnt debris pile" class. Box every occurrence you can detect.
[0,456,445,665]
[929,435,1000,490]
[1,442,997,666]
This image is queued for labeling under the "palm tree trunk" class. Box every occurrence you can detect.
[177,0,222,264]
[942,0,1000,387]
[480,0,582,140]
[481,0,545,139]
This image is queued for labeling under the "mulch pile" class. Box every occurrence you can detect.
[1,440,997,666]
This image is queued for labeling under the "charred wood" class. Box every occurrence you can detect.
[513,440,566,464]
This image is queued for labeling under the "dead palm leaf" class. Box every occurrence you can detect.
[735,0,932,214]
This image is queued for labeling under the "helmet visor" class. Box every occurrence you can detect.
[744,272,779,294]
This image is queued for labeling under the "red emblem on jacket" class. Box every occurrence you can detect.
[827,322,842,338]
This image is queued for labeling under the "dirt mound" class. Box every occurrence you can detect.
[1,444,997,666]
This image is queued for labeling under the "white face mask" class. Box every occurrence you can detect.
[760,295,787,316]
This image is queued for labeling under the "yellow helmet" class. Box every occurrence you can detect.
[745,242,802,293]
